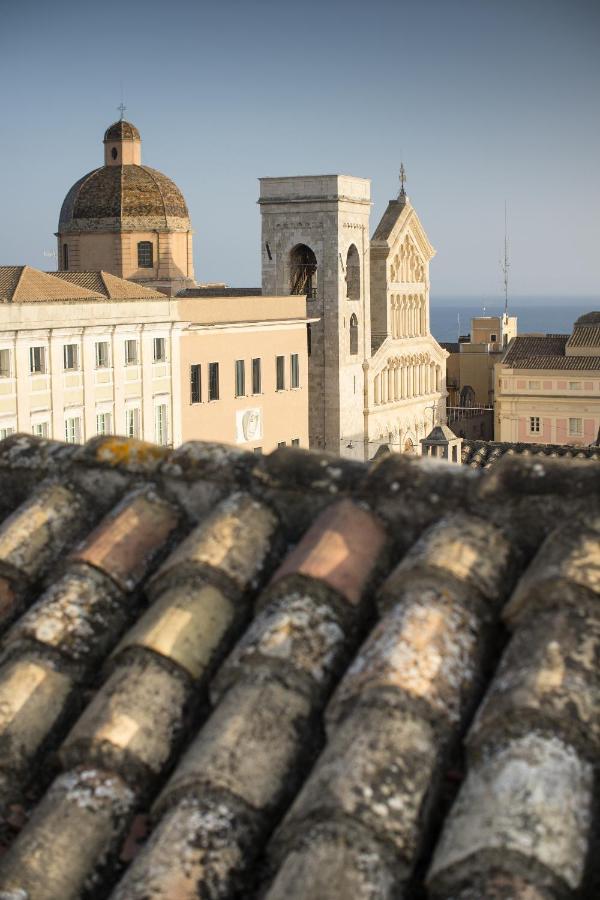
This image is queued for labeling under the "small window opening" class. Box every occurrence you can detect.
[290,244,317,299]
[350,314,359,355]
[346,245,360,300]
[111,147,118,160]
[138,241,153,269]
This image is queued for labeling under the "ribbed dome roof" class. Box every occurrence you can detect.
[103,120,141,142]
[58,164,190,232]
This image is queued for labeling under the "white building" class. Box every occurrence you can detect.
[259,173,447,460]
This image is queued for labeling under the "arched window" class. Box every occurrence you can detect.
[460,385,476,407]
[290,244,317,298]
[350,314,359,355]
[62,244,69,269]
[345,244,360,300]
[138,241,153,268]
[111,147,118,160]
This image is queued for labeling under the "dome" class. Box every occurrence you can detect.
[103,120,141,142]
[574,311,600,326]
[58,164,191,232]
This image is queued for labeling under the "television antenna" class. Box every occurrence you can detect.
[501,202,510,316]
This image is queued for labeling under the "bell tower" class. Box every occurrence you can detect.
[259,175,372,454]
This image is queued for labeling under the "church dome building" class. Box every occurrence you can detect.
[56,119,195,295]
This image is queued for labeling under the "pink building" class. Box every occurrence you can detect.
[495,312,600,447]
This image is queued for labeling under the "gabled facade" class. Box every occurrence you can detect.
[259,176,447,460]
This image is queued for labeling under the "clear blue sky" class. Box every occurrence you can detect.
[1,0,598,301]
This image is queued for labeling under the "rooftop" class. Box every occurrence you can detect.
[502,315,600,369]
[0,266,168,304]
[104,120,141,142]
[0,433,598,899]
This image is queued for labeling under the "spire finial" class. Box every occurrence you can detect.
[118,102,126,121]
[399,162,407,200]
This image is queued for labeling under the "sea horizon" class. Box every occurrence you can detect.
[429,297,596,344]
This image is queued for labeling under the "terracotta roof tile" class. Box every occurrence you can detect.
[0,432,598,899]
[502,333,600,369]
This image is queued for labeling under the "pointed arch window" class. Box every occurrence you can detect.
[138,241,153,269]
[346,244,360,300]
[350,314,359,355]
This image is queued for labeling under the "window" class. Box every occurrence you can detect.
[190,364,201,403]
[63,344,79,371]
[0,349,11,378]
[95,341,109,368]
[64,417,82,444]
[252,358,261,394]
[350,314,358,355]
[290,244,317,298]
[569,382,582,390]
[290,353,300,389]
[569,418,583,436]
[111,147,118,160]
[291,438,300,447]
[235,360,245,397]
[138,241,153,268]
[529,417,540,433]
[528,380,540,390]
[276,355,285,390]
[125,339,138,365]
[346,244,360,300]
[253,447,263,454]
[208,362,219,401]
[155,404,169,445]
[307,323,312,357]
[29,346,46,374]
[277,441,286,448]
[32,422,49,438]
[0,426,15,440]
[96,412,112,435]
[62,244,69,269]
[153,337,166,362]
[490,333,497,342]
[125,408,141,439]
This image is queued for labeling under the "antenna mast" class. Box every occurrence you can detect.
[501,202,510,316]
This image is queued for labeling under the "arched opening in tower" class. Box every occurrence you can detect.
[290,244,317,299]
[346,244,360,300]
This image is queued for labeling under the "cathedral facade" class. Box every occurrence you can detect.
[259,174,447,460]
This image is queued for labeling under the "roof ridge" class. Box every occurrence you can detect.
[10,266,27,302]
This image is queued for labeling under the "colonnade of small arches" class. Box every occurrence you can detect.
[373,354,441,405]
[389,235,425,283]
[375,419,433,454]
[390,294,426,338]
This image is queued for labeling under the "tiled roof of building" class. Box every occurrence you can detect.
[179,287,263,298]
[566,323,600,351]
[104,120,141,142]
[371,197,407,242]
[502,333,600,370]
[48,270,167,300]
[0,433,598,899]
[462,438,600,468]
[59,164,190,232]
[0,266,104,302]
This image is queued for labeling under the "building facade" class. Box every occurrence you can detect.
[495,313,600,446]
[259,176,447,460]
[0,267,309,452]
[56,120,195,296]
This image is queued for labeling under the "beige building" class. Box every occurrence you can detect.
[445,313,518,408]
[259,174,447,460]
[0,267,309,452]
[57,120,195,296]
[495,312,600,446]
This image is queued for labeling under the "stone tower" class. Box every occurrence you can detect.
[259,176,371,453]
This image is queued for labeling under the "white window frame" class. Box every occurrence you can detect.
[32,422,49,438]
[528,380,540,390]
[529,416,540,434]
[96,412,112,436]
[0,424,16,441]
[0,348,11,378]
[568,382,582,390]
[63,343,79,371]
[290,353,300,389]
[125,407,141,439]
[29,346,46,374]
[64,416,82,444]
[125,339,139,366]
[155,403,169,446]
[568,417,583,436]
[153,337,166,363]
[95,341,110,368]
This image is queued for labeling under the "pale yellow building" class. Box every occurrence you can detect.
[0,267,309,452]
[495,313,600,446]
[56,120,195,296]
